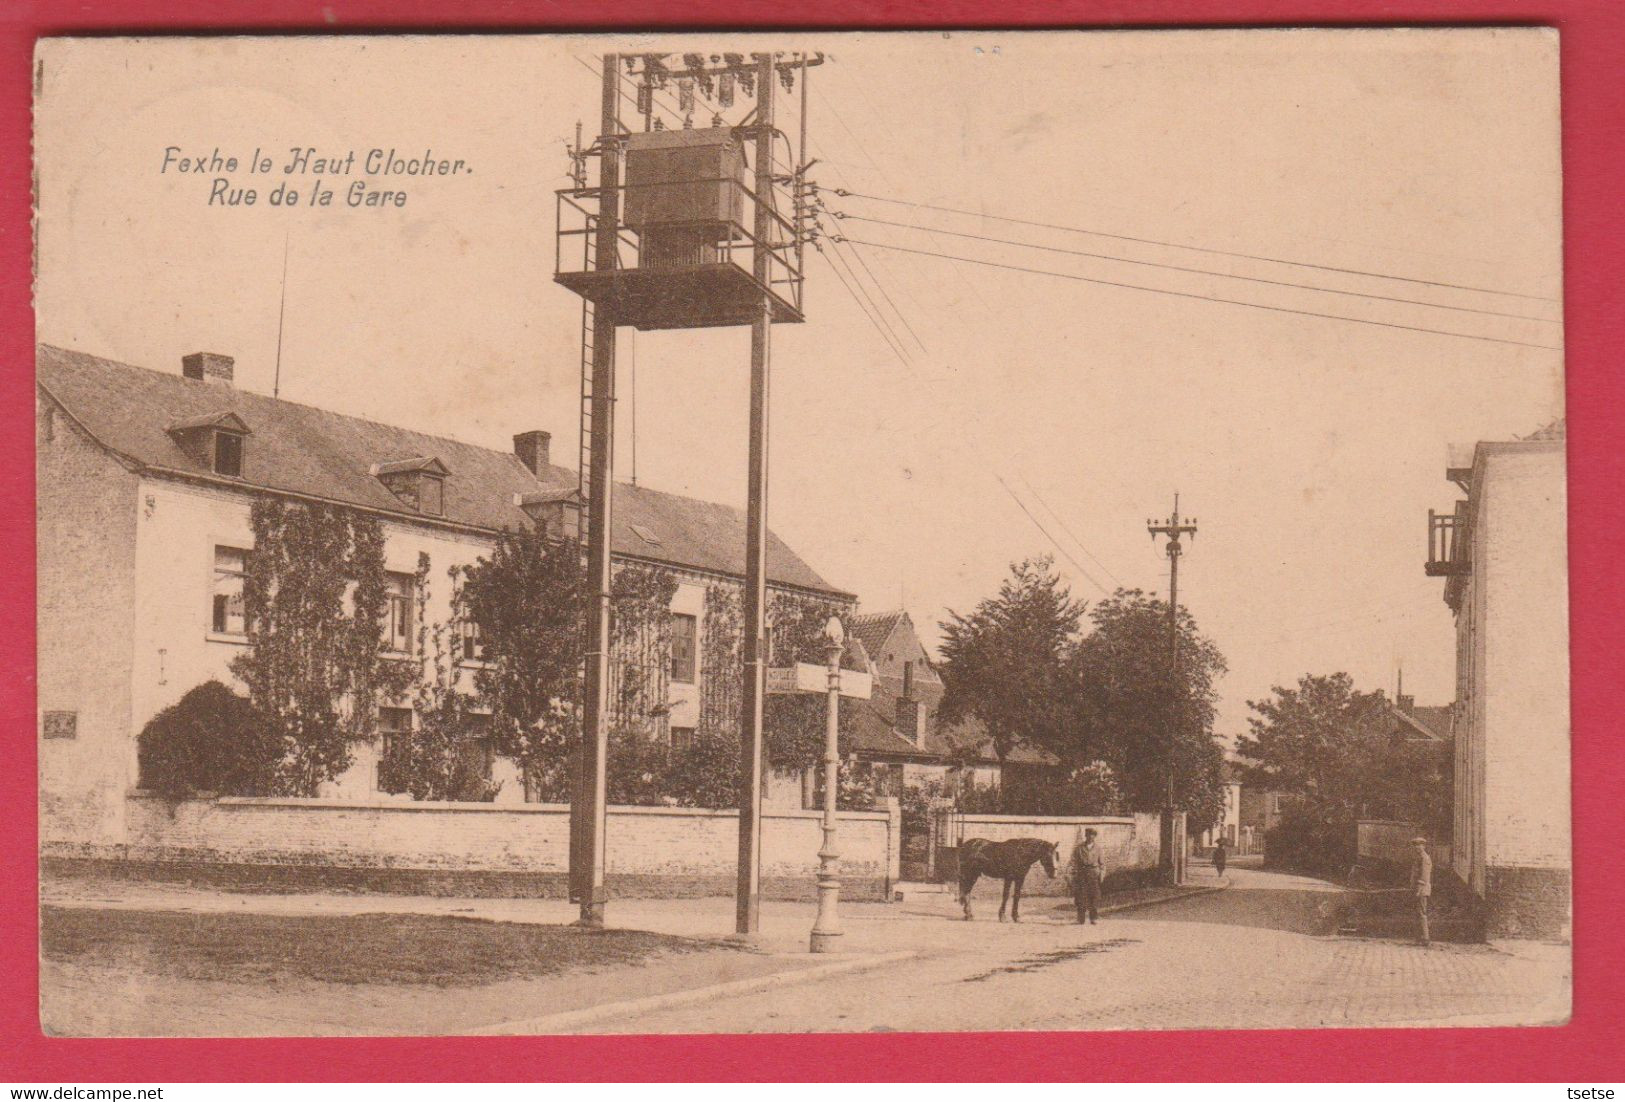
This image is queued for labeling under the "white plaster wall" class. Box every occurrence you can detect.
[1479,447,1570,871]
[37,397,141,845]
[129,481,506,801]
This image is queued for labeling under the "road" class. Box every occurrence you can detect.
[40,864,1571,1036]
[577,866,1571,1034]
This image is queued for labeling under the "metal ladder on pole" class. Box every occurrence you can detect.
[577,295,596,513]
[576,201,605,517]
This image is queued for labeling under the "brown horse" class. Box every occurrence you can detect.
[957,837,1060,922]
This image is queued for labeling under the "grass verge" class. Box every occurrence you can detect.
[41,905,745,987]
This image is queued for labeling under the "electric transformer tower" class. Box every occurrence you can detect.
[553,51,822,931]
[1148,494,1198,886]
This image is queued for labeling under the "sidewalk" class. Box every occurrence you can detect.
[41,871,1211,1036]
[43,870,1223,957]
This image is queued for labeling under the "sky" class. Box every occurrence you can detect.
[33,30,1564,738]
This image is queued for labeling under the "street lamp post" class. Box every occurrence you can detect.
[809,615,845,953]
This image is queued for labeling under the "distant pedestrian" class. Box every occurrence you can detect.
[1072,828,1105,924]
[1410,836,1432,946]
[1213,838,1228,879]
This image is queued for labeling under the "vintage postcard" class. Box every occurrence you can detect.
[33,30,1569,1037]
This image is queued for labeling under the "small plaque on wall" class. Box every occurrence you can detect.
[42,710,77,739]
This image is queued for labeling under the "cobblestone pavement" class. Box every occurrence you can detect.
[580,867,1572,1035]
[39,865,1570,1035]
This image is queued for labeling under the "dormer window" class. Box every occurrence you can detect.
[214,431,243,477]
[166,412,251,478]
[372,457,449,516]
[514,487,583,542]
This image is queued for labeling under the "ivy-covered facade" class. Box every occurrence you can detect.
[37,344,855,846]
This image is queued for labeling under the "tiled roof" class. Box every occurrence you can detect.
[1407,705,1453,741]
[1387,701,1452,743]
[848,673,1054,767]
[37,344,848,598]
[849,695,938,760]
[845,610,905,662]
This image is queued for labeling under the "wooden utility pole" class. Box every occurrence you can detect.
[1148,494,1197,886]
[735,52,776,937]
[570,53,622,927]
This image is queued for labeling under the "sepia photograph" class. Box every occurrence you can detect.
[31,29,1570,1039]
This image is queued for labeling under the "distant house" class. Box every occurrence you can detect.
[840,610,1059,801]
[1239,785,1289,850]
[1199,763,1244,852]
[1423,419,1569,938]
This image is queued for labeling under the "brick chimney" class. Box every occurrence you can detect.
[182,352,235,385]
[514,430,551,475]
[897,661,925,748]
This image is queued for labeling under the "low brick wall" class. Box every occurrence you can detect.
[942,813,1162,896]
[43,793,901,901]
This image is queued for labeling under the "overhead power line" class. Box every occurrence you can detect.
[812,236,1117,597]
[834,236,1564,353]
[832,188,1557,304]
[1018,476,1124,588]
[833,212,1557,325]
[994,474,1111,595]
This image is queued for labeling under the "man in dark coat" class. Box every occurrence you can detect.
[1213,837,1228,879]
[1072,828,1105,924]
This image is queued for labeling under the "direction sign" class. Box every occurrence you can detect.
[764,662,872,700]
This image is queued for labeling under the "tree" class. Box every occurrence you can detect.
[1069,588,1227,827]
[1233,672,1434,875]
[459,525,587,797]
[1236,672,1449,839]
[137,680,283,798]
[608,563,680,733]
[231,499,414,795]
[937,557,1085,764]
[1234,672,1390,823]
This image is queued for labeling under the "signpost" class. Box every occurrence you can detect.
[765,662,872,700]
[765,621,872,954]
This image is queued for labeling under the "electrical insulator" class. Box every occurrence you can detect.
[718,71,734,107]
[637,82,653,116]
[678,78,695,114]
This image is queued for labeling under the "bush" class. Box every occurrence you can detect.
[137,681,283,798]
[378,691,502,803]
[661,729,740,809]
[1265,807,1357,877]
[607,727,741,809]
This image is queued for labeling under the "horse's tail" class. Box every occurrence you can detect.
[958,837,992,897]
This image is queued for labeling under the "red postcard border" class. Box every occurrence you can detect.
[1,0,1620,1083]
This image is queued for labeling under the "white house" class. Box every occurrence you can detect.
[37,344,855,850]
[1424,420,1569,938]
